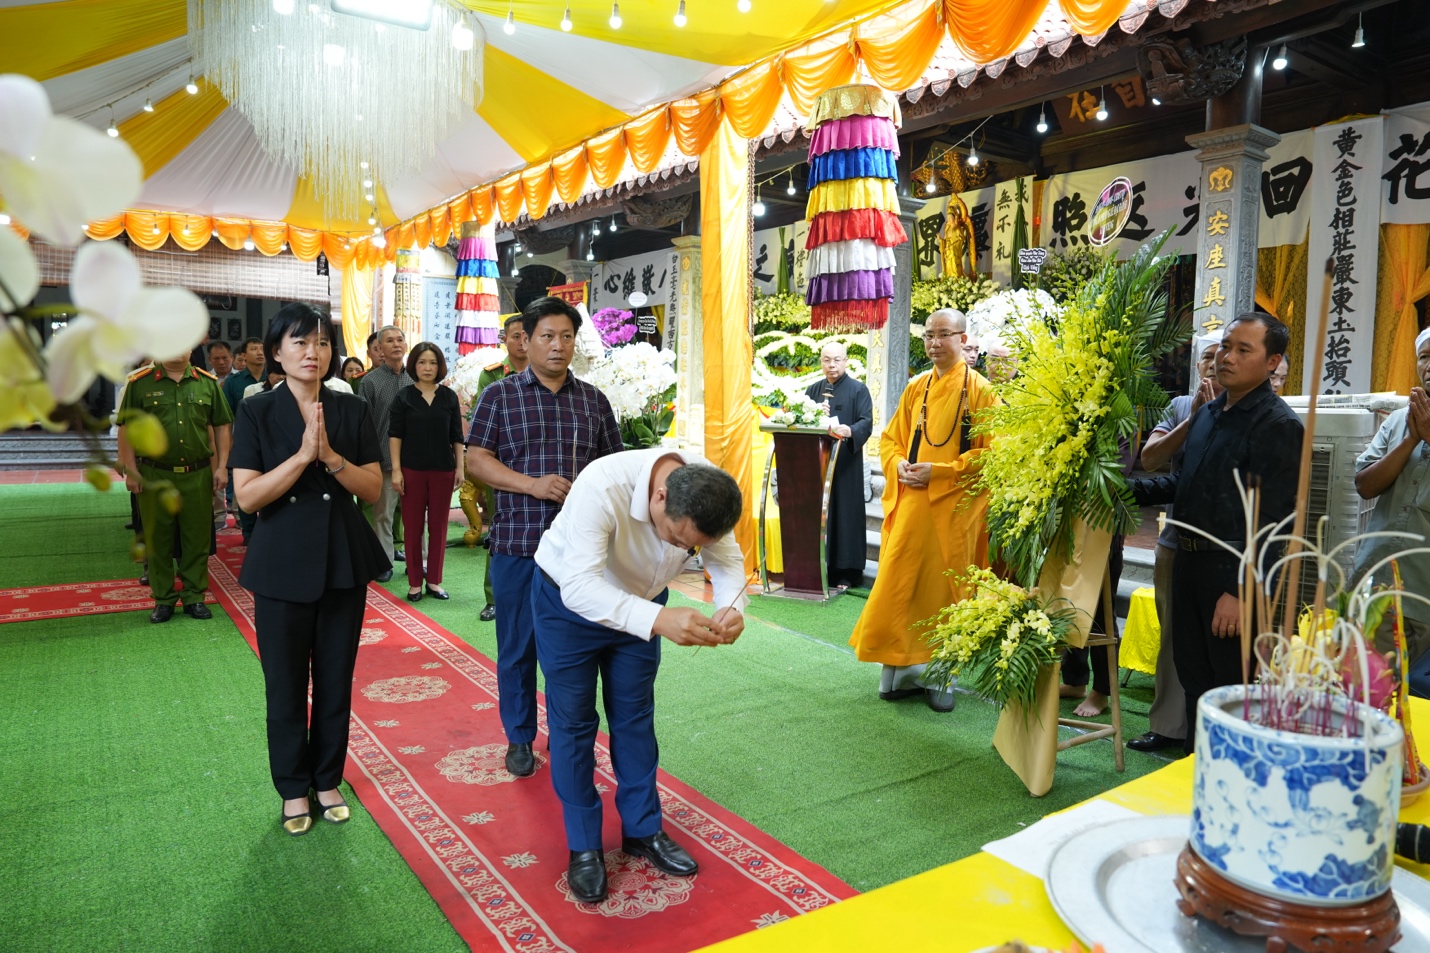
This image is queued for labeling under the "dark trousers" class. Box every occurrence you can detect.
[1062,538,1125,696]
[1172,550,1246,754]
[489,553,539,745]
[400,468,454,589]
[532,571,665,851]
[253,586,367,799]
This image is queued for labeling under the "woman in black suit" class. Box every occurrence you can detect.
[230,303,390,835]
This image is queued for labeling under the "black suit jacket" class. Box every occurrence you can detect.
[229,384,390,602]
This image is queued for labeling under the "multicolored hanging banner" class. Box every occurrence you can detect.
[1304,116,1384,395]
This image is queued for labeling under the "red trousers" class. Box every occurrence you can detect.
[400,468,454,589]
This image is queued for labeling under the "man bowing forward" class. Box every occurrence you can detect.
[533,448,748,903]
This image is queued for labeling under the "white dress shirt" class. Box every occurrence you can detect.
[534,448,749,640]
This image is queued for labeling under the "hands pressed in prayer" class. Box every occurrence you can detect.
[1409,388,1430,445]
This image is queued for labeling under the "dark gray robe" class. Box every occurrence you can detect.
[805,372,874,580]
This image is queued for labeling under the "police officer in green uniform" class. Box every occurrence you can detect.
[119,354,233,623]
[463,314,527,622]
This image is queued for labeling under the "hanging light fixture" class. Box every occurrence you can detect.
[752,189,765,216]
[106,109,119,138]
[738,0,752,11]
[586,249,594,261]
[1272,44,1288,70]
[185,74,199,94]
[0,213,10,226]
[502,2,515,35]
[608,216,618,233]
[966,144,979,166]
[925,176,936,194]
[609,2,622,28]
[674,0,687,27]
[786,169,796,196]
[368,213,377,226]
[1036,104,1048,134]
[190,0,485,219]
[1352,12,1365,47]
[143,98,155,113]
[373,232,387,248]
[561,4,572,30]
[1095,88,1108,121]
[243,238,255,251]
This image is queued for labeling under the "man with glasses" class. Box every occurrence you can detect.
[849,309,999,711]
[804,340,873,590]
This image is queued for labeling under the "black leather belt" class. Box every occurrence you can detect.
[1178,533,1243,552]
[137,457,211,474]
[539,567,559,590]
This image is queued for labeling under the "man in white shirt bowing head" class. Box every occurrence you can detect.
[533,448,748,904]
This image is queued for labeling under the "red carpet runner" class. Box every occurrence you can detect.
[207,532,855,953]
[0,578,214,623]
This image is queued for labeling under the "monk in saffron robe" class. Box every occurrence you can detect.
[849,309,998,712]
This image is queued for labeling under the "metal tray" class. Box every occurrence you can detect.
[1045,815,1430,953]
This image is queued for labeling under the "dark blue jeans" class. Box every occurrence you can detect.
[531,570,666,851]
[489,553,539,745]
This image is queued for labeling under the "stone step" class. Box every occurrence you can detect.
[0,432,117,470]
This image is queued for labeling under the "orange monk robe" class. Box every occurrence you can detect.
[849,360,998,666]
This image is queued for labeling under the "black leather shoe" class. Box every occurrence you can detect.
[150,604,174,623]
[505,742,535,777]
[394,549,406,562]
[567,850,607,903]
[1127,731,1185,752]
[621,832,699,876]
[183,602,212,620]
[878,687,923,701]
[425,586,450,600]
[479,603,496,622]
[139,572,149,586]
[406,590,423,603]
[376,570,394,583]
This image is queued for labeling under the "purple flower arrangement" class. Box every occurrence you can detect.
[591,307,637,348]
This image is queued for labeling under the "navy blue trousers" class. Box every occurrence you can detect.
[489,553,539,745]
[531,571,666,851]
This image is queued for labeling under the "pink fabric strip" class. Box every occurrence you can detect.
[457,237,497,260]
[808,116,901,159]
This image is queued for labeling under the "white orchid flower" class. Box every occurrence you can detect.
[0,74,142,246]
[44,241,207,404]
[0,316,55,430]
[0,224,38,311]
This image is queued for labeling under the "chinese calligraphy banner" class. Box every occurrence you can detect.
[1382,101,1430,226]
[1259,128,1315,247]
[591,249,680,317]
[1304,116,1384,395]
[991,177,1033,287]
[751,225,794,295]
[1039,150,1202,255]
[421,276,460,371]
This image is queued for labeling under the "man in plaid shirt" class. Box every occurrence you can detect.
[467,296,623,778]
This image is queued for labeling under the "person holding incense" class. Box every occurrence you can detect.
[532,450,747,903]
[1128,313,1303,754]
[1353,327,1430,668]
[466,296,623,780]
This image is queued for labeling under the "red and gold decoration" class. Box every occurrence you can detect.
[803,85,908,331]
[454,220,500,355]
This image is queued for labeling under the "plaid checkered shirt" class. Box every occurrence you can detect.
[466,366,624,557]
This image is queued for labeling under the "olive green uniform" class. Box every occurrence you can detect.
[121,364,233,607]
[466,359,515,606]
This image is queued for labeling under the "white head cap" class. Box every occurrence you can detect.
[1417,326,1430,354]
[1193,328,1224,356]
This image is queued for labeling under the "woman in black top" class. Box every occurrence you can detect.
[389,342,464,602]
[230,304,389,836]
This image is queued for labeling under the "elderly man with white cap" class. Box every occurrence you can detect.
[1121,330,1225,752]
[1353,327,1430,671]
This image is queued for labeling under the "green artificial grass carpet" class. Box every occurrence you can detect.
[0,483,139,587]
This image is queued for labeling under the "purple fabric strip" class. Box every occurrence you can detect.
[805,269,895,305]
[455,326,500,345]
[809,116,901,159]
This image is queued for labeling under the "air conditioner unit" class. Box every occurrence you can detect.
[1281,395,1408,610]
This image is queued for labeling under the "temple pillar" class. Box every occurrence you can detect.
[865,197,924,453]
[670,235,704,453]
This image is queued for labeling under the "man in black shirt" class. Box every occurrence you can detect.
[1131,312,1303,753]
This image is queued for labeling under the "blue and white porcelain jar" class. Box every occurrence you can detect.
[1190,684,1404,907]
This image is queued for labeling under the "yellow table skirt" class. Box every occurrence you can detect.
[698,697,1430,953]
[753,422,783,575]
[1120,586,1161,677]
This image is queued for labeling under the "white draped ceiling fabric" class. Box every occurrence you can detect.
[0,0,1188,268]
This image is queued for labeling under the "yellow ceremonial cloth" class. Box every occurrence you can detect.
[849,362,998,666]
[805,178,902,217]
[1120,586,1161,676]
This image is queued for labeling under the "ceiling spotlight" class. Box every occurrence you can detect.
[585,250,594,261]
[752,191,765,216]
[1352,12,1365,47]
[609,2,621,28]
[152,225,160,235]
[1272,44,1288,70]
[106,118,119,138]
[143,98,154,113]
[674,0,687,27]
[511,266,521,276]
[502,3,515,35]
[1095,88,1108,121]
[966,145,979,167]
[1151,97,1161,106]
[368,214,377,226]
[185,75,199,95]
[608,216,617,233]
[243,238,255,251]
[925,177,936,194]
[1036,105,1048,134]
[512,241,522,253]
[591,222,601,237]
[362,178,373,189]
[738,0,751,11]
[526,251,534,258]
[372,225,382,235]
[365,193,375,203]
[453,14,475,49]
[561,5,572,30]
[786,170,796,196]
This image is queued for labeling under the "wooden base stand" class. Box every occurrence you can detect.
[1173,845,1401,953]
